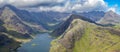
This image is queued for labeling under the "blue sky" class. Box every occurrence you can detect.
[104,0,119,6]
[104,0,120,14]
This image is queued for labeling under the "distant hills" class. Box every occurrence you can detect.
[79,11,105,21]
[97,10,120,25]
[1,5,69,31]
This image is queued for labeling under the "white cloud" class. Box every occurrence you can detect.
[72,0,107,12]
[0,0,112,13]
[107,4,118,12]
[39,6,66,12]
[108,7,116,12]
[0,0,65,7]
[35,0,108,12]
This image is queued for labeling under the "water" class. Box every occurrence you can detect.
[18,33,53,52]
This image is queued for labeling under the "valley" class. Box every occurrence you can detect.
[0,5,69,52]
[18,33,53,52]
[0,2,120,52]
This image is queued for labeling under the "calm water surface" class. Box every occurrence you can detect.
[18,33,53,52]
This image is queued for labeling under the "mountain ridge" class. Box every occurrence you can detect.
[51,14,96,37]
[50,14,120,52]
[97,10,120,25]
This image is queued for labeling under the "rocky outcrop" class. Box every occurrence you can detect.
[50,14,120,52]
[51,14,95,37]
[0,6,34,34]
[0,20,21,52]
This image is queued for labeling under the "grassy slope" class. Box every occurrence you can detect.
[74,25,120,52]
[50,19,120,52]
[50,39,66,52]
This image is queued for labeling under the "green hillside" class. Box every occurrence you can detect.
[50,17,120,52]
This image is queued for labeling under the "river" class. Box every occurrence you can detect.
[17,33,53,52]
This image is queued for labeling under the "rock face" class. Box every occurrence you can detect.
[51,15,79,37]
[51,14,95,37]
[50,14,120,52]
[97,10,120,25]
[0,6,33,34]
[0,20,21,52]
[2,5,50,33]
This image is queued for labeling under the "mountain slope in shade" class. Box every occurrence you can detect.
[0,6,34,34]
[51,14,95,37]
[32,11,69,30]
[79,11,105,21]
[50,14,120,52]
[97,10,120,25]
[0,20,21,52]
[51,15,79,37]
[2,5,46,32]
[0,33,21,52]
[4,5,69,30]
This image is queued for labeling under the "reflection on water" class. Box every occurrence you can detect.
[18,33,53,52]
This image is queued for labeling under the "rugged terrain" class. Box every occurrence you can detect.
[97,10,120,25]
[0,4,120,52]
[50,14,120,52]
[0,5,69,52]
[0,20,21,52]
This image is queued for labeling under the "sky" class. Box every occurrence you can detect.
[104,0,120,14]
[0,0,119,14]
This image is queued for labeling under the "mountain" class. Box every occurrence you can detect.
[0,20,21,52]
[0,5,69,52]
[97,10,120,25]
[0,33,21,52]
[2,5,46,32]
[2,5,117,32]
[3,5,69,30]
[50,14,120,52]
[77,11,105,21]
[51,14,95,37]
[32,11,69,30]
[0,5,41,52]
[0,6,34,34]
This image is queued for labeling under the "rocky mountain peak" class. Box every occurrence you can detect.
[105,10,118,17]
[97,10,120,25]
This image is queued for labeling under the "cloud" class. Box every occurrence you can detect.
[0,0,65,7]
[70,0,107,12]
[35,0,108,12]
[108,7,116,12]
[107,4,118,12]
[0,0,114,13]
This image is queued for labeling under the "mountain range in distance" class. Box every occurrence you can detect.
[0,4,120,52]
